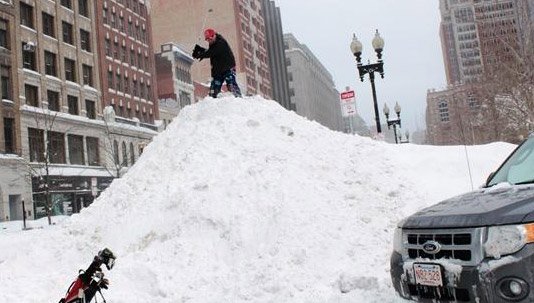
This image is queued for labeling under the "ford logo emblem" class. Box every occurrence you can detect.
[422,241,441,254]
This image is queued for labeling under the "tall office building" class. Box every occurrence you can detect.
[16,0,106,219]
[439,0,529,85]
[150,0,272,99]
[261,0,291,110]
[94,0,159,125]
[284,33,343,132]
[429,0,534,145]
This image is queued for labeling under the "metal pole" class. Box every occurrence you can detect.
[393,124,398,144]
[22,200,26,230]
[369,72,382,133]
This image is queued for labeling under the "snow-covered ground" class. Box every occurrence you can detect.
[0,96,515,302]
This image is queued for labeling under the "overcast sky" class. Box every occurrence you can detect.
[275,0,447,133]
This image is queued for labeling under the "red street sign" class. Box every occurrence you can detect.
[341,90,355,100]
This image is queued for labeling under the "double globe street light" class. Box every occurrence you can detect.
[350,30,385,134]
[383,102,402,144]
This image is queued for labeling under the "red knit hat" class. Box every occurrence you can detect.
[204,28,216,40]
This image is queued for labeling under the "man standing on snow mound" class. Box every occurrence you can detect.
[192,28,243,98]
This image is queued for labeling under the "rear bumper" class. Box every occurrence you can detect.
[390,244,534,302]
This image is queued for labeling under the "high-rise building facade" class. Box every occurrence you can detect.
[150,0,272,99]
[94,0,159,125]
[439,0,530,85]
[16,0,108,219]
[261,0,290,110]
[429,0,534,145]
[283,33,343,132]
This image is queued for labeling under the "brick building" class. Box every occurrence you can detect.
[94,0,159,125]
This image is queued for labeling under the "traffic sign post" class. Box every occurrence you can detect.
[340,90,356,117]
[340,90,357,134]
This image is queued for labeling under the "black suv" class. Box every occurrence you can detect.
[391,135,534,302]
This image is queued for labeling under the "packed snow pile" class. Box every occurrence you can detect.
[0,96,515,302]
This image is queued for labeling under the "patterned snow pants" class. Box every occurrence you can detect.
[209,68,242,98]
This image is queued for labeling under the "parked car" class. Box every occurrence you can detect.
[391,135,534,302]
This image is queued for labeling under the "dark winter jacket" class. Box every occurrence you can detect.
[197,34,237,77]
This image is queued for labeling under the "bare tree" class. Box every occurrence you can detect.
[101,106,129,178]
[475,17,534,143]
[22,105,61,225]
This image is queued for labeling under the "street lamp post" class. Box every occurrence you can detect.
[350,30,385,134]
[401,130,410,144]
[383,102,402,144]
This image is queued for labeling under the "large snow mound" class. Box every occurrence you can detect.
[0,96,514,302]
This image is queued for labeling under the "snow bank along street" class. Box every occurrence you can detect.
[0,96,515,302]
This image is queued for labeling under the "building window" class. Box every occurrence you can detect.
[121,141,127,167]
[44,51,57,76]
[129,142,135,165]
[62,21,74,45]
[3,117,15,154]
[86,137,99,166]
[113,41,118,59]
[42,13,55,37]
[80,29,91,52]
[68,134,84,165]
[113,140,119,164]
[140,82,145,99]
[0,19,9,48]
[47,90,60,112]
[64,58,76,82]
[78,0,89,17]
[61,0,72,9]
[105,39,111,57]
[438,101,450,122]
[25,84,38,107]
[1,65,11,100]
[121,45,127,61]
[137,52,143,69]
[130,49,135,66]
[119,15,124,32]
[107,70,113,89]
[67,95,79,115]
[111,12,116,29]
[28,128,45,162]
[82,64,93,86]
[20,2,34,29]
[179,91,191,108]
[467,93,479,109]
[22,43,36,70]
[48,131,66,164]
[116,73,122,91]
[124,76,129,94]
[132,79,137,96]
[85,100,96,119]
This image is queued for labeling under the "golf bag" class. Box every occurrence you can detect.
[59,248,116,303]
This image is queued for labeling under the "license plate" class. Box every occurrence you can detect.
[413,263,443,286]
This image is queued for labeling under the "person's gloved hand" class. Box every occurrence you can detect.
[99,278,109,289]
[192,44,206,60]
